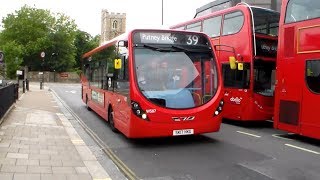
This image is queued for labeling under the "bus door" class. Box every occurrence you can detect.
[222,62,251,120]
[192,60,216,106]
[113,56,130,127]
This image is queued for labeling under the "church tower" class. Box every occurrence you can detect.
[101,10,126,44]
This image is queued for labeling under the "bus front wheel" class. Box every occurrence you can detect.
[86,95,91,111]
[108,107,118,132]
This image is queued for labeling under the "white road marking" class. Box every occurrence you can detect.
[236,131,261,138]
[65,90,77,94]
[238,163,274,179]
[285,144,320,155]
[272,134,293,140]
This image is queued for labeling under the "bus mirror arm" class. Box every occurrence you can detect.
[213,44,236,57]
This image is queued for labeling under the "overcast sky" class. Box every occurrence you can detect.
[0,0,214,36]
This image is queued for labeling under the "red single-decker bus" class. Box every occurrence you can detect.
[81,29,224,138]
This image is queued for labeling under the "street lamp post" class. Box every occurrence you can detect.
[50,52,57,83]
[40,51,45,89]
[0,51,4,81]
[162,0,164,25]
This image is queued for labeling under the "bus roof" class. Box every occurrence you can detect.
[82,32,128,59]
[170,4,278,29]
[82,28,211,59]
[82,27,170,59]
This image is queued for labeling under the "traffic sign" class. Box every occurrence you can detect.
[16,70,23,75]
[40,51,45,58]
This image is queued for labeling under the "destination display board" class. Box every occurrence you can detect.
[133,31,209,46]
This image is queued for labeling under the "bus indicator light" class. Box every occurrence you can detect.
[238,63,244,70]
[229,56,237,70]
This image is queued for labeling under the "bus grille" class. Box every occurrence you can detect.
[279,100,299,125]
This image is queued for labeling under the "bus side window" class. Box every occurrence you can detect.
[186,22,202,32]
[203,15,222,37]
[306,60,320,93]
[222,11,244,36]
[84,64,90,81]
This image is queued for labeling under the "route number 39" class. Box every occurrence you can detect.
[186,35,199,45]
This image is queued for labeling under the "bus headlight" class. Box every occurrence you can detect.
[142,113,147,120]
[131,101,148,121]
[214,100,224,116]
[136,110,141,115]
[132,102,139,109]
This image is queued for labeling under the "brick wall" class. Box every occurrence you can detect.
[27,71,80,83]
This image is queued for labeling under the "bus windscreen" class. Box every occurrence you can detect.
[133,31,218,109]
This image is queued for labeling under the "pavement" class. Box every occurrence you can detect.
[0,82,113,180]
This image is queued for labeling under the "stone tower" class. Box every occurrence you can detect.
[101,10,126,43]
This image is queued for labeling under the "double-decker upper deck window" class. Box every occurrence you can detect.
[306,60,320,93]
[203,16,222,37]
[186,22,201,32]
[252,7,279,36]
[285,0,320,23]
[222,11,244,36]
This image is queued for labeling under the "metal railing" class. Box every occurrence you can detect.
[0,83,18,120]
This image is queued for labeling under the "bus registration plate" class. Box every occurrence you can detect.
[173,129,194,136]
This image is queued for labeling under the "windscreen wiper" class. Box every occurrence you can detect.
[171,45,212,53]
[138,44,172,52]
[142,44,161,50]
[141,44,179,52]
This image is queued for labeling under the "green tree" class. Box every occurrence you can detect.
[74,30,99,71]
[45,13,77,72]
[0,5,77,73]
[0,41,23,79]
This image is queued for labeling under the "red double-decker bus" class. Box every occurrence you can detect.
[171,3,279,121]
[274,0,320,139]
[81,29,224,138]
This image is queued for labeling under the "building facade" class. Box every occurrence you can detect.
[101,10,126,43]
[195,0,281,17]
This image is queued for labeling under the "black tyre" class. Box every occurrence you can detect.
[108,107,118,132]
[86,96,91,111]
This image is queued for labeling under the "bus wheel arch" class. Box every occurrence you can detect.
[85,94,91,111]
[108,105,118,132]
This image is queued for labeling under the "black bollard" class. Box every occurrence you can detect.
[26,79,29,91]
[22,80,25,93]
[14,83,19,100]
